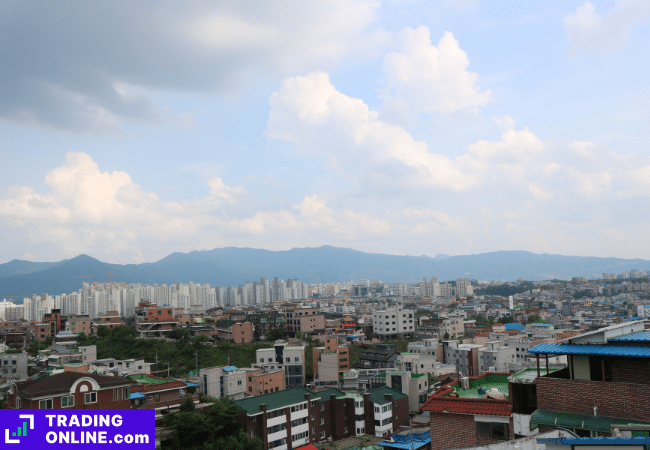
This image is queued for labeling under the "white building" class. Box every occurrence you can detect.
[455,278,474,297]
[199,365,246,400]
[256,342,306,388]
[372,306,416,339]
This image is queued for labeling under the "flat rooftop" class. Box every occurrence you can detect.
[446,374,509,399]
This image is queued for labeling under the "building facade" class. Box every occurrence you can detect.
[372,306,416,339]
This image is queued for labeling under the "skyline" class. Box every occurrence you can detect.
[1,1,650,264]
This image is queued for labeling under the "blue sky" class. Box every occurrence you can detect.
[1,0,649,264]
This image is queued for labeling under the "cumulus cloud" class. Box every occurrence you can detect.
[380,27,491,115]
[564,1,650,53]
[0,1,380,132]
[267,71,477,192]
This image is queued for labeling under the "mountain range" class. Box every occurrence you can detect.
[1,246,649,301]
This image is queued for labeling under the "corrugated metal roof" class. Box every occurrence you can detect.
[505,323,526,331]
[528,343,650,357]
[537,437,650,445]
[222,366,239,372]
[531,410,650,432]
[610,332,650,343]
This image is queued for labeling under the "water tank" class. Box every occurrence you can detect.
[460,377,469,390]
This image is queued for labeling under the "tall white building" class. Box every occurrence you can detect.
[455,278,474,298]
[372,305,416,339]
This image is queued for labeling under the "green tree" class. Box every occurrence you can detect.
[97,325,111,337]
[168,327,190,341]
[526,315,547,324]
[180,397,195,412]
[165,398,262,450]
[496,317,515,324]
[265,329,286,341]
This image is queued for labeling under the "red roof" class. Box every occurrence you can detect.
[294,445,318,450]
[422,397,512,416]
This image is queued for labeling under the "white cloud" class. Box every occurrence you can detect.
[380,27,491,115]
[267,71,477,192]
[564,1,650,53]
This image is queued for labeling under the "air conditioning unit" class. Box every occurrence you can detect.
[460,377,469,390]
[489,366,496,372]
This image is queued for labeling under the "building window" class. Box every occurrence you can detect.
[320,431,325,439]
[476,422,508,441]
[39,398,53,409]
[85,392,97,404]
[320,418,324,425]
[320,404,324,411]
[61,396,74,407]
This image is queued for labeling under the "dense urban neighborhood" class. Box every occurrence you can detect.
[2,270,650,449]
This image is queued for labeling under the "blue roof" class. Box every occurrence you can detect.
[185,383,198,387]
[529,343,650,358]
[610,332,650,343]
[537,438,650,446]
[505,323,526,331]
[129,392,145,399]
[222,366,239,372]
[381,431,430,449]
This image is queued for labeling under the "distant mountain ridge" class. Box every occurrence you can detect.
[1,246,649,301]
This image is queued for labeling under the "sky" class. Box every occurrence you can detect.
[1,0,649,265]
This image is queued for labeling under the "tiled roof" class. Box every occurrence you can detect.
[366,386,408,405]
[529,343,650,357]
[421,396,511,416]
[234,387,316,415]
[609,332,650,343]
[15,372,133,398]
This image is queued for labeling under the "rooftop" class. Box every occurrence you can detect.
[130,374,177,384]
[609,332,650,343]
[447,374,510,398]
[508,368,561,383]
[529,343,650,358]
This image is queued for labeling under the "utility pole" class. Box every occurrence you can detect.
[167,363,171,378]
[194,352,198,373]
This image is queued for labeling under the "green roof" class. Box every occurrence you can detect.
[373,373,386,379]
[316,388,346,402]
[130,374,176,384]
[366,386,407,405]
[411,373,425,378]
[531,410,650,433]
[234,387,316,415]
[448,374,510,398]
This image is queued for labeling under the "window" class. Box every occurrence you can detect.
[476,422,508,441]
[311,413,315,420]
[320,418,324,425]
[61,396,74,407]
[39,398,53,409]
[251,430,256,438]
[295,357,299,362]
[85,392,97,404]
[238,380,242,385]
[320,431,325,438]
[320,404,324,411]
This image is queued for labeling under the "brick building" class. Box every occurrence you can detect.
[129,374,198,410]
[421,373,515,450]
[42,308,64,336]
[284,307,325,337]
[243,367,285,396]
[5,371,133,409]
[529,320,650,435]
[232,322,254,344]
[135,303,179,337]
[92,310,124,334]
[65,316,92,334]
[234,386,408,450]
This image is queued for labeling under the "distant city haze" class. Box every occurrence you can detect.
[1,246,649,301]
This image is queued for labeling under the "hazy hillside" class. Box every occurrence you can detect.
[1,246,649,301]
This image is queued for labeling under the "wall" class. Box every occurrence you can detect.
[536,376,650,422]
[572,355,591,380]
[430,412,514,450]
[232,322,254,344]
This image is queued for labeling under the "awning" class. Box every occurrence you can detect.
[129,392,145,399]
[531,410,650,433]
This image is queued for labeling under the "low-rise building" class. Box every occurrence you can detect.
[256,342,306,388]
[129,374,198,411]
[199,365,246,400]
[242,367,285,396]
[354,344,398,369]
[5,371,133,409]
[284,307,326,337]
[233,385,409,449]
[372,306,416,339]
[312,337,349,386]
[0,352,28,380]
